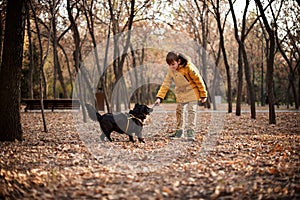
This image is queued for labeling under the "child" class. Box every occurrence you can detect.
[155,51,207,141]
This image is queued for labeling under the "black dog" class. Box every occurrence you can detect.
[85,103,153,143]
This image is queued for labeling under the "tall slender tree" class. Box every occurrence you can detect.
[82,0,110,111]
[30,0,49,132]
[25,3,34,99]
[255,0,276,124]
[50,0,69,98]
[0,2,5,68]
[0,0,26,141]
[108,0,136,112]
[211,0,233,113]
[275,1,299,109]
[229,0,257,119]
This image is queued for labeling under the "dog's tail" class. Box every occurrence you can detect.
[85,104,102,122]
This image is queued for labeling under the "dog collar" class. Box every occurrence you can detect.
[129,114,143,124]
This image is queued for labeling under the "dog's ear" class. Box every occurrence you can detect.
[132,103,138,110]
[134,103,140,108]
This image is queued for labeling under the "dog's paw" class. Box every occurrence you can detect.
[138,138,145,143]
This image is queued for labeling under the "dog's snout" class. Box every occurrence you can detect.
[149,108,153,113]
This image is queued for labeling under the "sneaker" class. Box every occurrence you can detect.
[187,129,195,141]
[169,129,183,139]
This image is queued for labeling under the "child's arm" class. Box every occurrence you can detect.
[188,65,207,99]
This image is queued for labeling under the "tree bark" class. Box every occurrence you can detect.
[298,65,300,107]
[260,38,265,107]
[108,0,135,112]
[236,47,243,116]
[50,0,68,99]
[212,0,232,113]
[58,43,73,93]
[30,0,49,132]
[82,0,110,112]
[26,5,34,99]
[242,45,256,119]
[255,0,276,124]
[0,6,3,67]
[229,0,256,119]
[0,0,25,141]
[67,0,87,121]
[194,0,211,109]
[276,28,299,109]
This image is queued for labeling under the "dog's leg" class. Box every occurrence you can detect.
[100,133,106,141]
[102,131,113,142]
[128,135,135,143]
[136,132,145,143]
[138,137,145,143]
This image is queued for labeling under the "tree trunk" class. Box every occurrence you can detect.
[212,47,221,110]
[213,0,232,113]
[130,46,138,103]
[50,0,68,99]
[82,0,109,111]
[51,1,58,99]
[298,66,300,107]
[59,43,73,93]
[0,0,25,141]
[26,5,34,99]
[57,60,68,98]
[102,21,112,112]
[242,46,256,119]
[286,82,291,109]
[266,34,276,123]
[289,74,299,109]
[276,28,299,109]
[236,47,243,116]
[201,2,211,109]
[229,0,256,118]
[0,7,3,67]
[266,44,276,124]
[193,0,211,109]
[220,29,232,113]
[108,0,135,112]
[67,0,88,121]
[260,46,265,106]
[30,0,49,132]
[255,0,276,124]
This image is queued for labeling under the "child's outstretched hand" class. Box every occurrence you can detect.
[155,98,161,106]
[198,97,207,106]
[201,97,207,103]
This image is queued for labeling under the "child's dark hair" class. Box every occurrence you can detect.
[166,51,188,67]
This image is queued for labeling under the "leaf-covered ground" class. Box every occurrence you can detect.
[0,105,299,199]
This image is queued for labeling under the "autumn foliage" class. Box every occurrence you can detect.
[0,106,299,199]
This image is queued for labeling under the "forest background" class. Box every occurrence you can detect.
[0,1,299,199]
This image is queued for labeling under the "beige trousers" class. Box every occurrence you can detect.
[176,101,198,131]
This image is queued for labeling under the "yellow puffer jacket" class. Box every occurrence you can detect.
[156,62,207,103]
